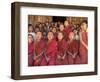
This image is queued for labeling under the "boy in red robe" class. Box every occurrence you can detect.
[67,32,80,64]
[41,31,57,66]
[56,31,68,65]
[59,23,65,32]
[52,27,58,40]
[64,20,73,41]
[28,24,35,40]
[59,24,67,40]
[28,34,34,66]
[33,31,46,66]
[79,20,88,64]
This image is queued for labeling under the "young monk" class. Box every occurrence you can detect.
[59,23,65,32]
[59,24,66,39]
[64,20,73,41]
[56,31,68,65]
[28,34,34,66]
[67,32,80,64]
[52,27,58,40]
[28,24,35,39]
[41,31,57,66]
[79,20,88,64]
[33,31,46,66]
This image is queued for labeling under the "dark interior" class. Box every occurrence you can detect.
[52,16,66,23]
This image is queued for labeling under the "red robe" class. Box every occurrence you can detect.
[67,40,80,64]
[56,39,68,65]
[64,25,73,40]
[79,32,88,64]
[34,39,46,66]
[41,39,57,66]
[53,32,58,40]
[28,42,34,66]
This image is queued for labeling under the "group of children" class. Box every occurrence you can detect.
[28,20,88,66]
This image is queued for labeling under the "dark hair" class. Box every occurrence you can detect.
[28,24,35,32]
[81,20,88,25]
[28,24,33,27]
[47,31,54,35]
[52,26,57,29]
[80,20,88,30]
[49,26,52,29]
[35,26,39,29]
[57,31,65,41]
[28,34,33,39]
[58,31,64,37]
[35,31,43,35]
[59,23,64,25]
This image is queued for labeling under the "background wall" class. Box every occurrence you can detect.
[0,0,99,82]
[28,15,87,26]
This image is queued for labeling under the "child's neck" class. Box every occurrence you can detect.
[36,39,41,42]
[48,39,53,43]
[28,42,32,44]
[69,39,73,42]
[58,39,63,42]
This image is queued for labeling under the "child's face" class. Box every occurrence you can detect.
[59,25,64,31]
[58,32,63,41]
[54,22,57,26]
[36,32,42,41]
[47,32,54,41]
[28,35,33,43]
[81,23,87,31]
[28,26,33,32]
[52,28,57,33]
[46,22,49,26]
[39,24,42,28]
[35,28,40,32]
[69,32,74,40]
[49,27,52,31]
[64,21,69,27]
[58,21,60,25]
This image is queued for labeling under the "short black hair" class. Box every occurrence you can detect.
[28,34,33,38]
[52,26,57,29]
[81,20,88,24]
[58,31,64,35]
[47,31,54,35]
[35,31,43,35]
[28,24,33,27]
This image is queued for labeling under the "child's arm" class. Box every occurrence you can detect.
[73,52,78,58]
[34,51,44,60]
[67,51,73,56]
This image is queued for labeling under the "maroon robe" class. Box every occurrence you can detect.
[34,39,46,66]
[41,39,57,66]
[56,39,68,65]
[53,32,58,40]
[67,40,80,64]
[79,32,88,64]
[64,25,73,40]
[28,42,34,66]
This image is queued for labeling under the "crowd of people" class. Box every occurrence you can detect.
[28,20,88,66]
